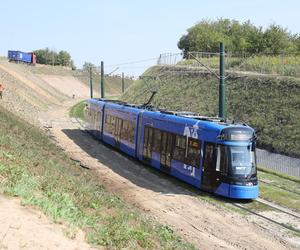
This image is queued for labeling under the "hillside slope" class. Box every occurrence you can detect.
[24,63,133,96]
[0,60,69,122]
[121,66,300,157]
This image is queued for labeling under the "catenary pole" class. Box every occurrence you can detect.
[122,72,125,93]
[219,42,226,119]
[89,67,93,98]
[100,61,105,98]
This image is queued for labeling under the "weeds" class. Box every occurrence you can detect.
[69,100,86,120]
[179,55,300,77]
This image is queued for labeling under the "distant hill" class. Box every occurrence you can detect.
[0,58,133,123]
[25,63,134,96]
[121,65,300,157]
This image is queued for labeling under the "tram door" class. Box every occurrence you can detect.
[202,143,220,192]
[114,118,122,148]
[160,132,174,173]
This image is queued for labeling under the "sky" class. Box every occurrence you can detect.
[0,0,299,76]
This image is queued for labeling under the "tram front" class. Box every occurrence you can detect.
[215,126,259,199]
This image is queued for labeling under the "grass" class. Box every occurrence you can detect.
[122,65,300,157]
[0,105,195,249]
[179,55,300,77]
[69,100,86,120]
[257,170,300,213]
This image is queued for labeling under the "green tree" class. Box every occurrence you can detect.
[58,50,71,66]
[82,62,96,71]
[178,19,296,55]
[33,48,73,67]
[263,24,291,54]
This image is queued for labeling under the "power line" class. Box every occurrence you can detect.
[105,57,159,68]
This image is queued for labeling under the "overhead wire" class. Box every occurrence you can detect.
[105,57,159,68]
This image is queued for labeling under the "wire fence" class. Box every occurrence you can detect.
[180,51,300,77]
[257,149,300,177]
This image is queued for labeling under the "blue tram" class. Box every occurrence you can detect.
[84,98,258,199]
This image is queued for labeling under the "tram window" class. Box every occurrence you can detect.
[105,114,109,123]
[187,138,200,168]
[203,143,215,171]
[174,135,186,162]
[143,126,150,157]
[153,129,161,152]
[148,127,153,147]
[121,120,128,141]
[161,132,167,152]
[127,121,135,143]
[104,114,114,134]
[95,112,98,130]
[144,127,149,142]
[220,146,228,173]
[104,115,109,133]
[117,119,135,143]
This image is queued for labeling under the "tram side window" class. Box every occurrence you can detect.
[111,116,116,134]
[120,120,129,141]
[127,121,135,143]
[95,111,101,130]
[153,129,161,152]
[104,114,114,134]
[104,114,109,133]
[104,115,134,142]
[174,135,186,162]
[187,138,200,167]
[91,109,96,129]
[143,127,149,147]
[143,126,152,158]
[219,146,228,173]
[203,143,215,171]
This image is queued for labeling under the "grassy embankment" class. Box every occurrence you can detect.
[122,65,300,157]
[0,105,195,249]
[180,55,300,77]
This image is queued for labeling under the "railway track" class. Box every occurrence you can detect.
[259,178,300,196]
[232,198,300,234]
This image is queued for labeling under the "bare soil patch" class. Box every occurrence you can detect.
[0,196,96,250]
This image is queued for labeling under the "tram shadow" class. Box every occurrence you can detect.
[62,128,204,197]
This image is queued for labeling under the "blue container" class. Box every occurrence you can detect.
[8,50,32,64]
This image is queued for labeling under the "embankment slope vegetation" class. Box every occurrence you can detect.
[122,66,300,157]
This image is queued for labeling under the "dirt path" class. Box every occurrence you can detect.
[0,196,96,250]
[39,99,299,250]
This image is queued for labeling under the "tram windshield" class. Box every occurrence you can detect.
[229,146,256,175]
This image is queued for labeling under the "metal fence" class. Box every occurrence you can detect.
[256,148,300,177]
